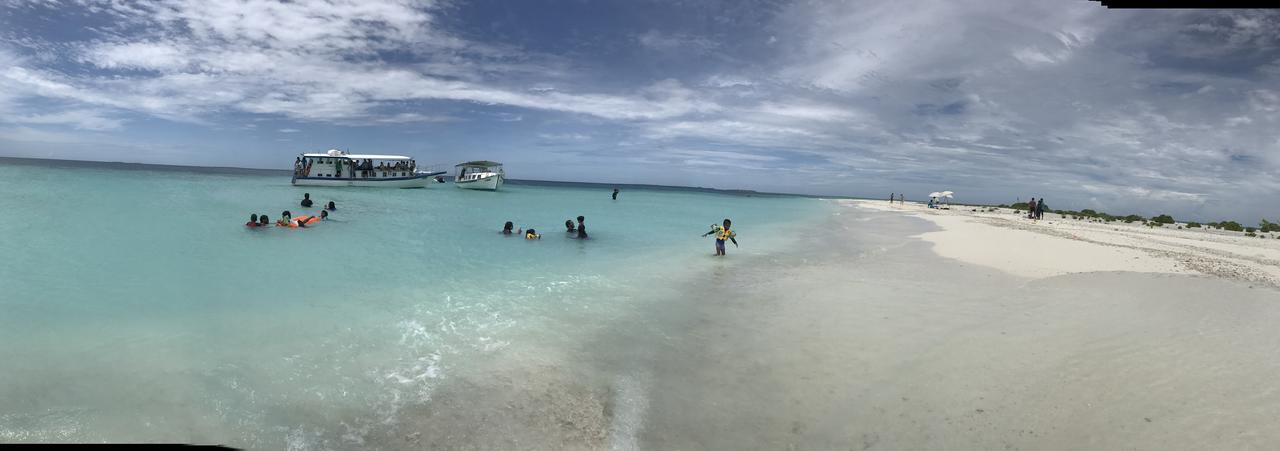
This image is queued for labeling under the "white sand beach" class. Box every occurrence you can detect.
[853,199,1280,287]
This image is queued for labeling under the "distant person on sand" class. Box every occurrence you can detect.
[1036,198,1047,220]
[889,193,894,203]
[1028,198,1037,219]
[246,214,259,228]
[565,220,576,233]
[898,193,904,204]
[301,193,313,208]
[612,188,619,200]
[701,218,738,256]
[576,216,588,239]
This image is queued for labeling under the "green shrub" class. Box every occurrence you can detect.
[1245,227,1257,233]
[1185,222,1201,228]
[1261,220,1280,233]
[1123,214,1145,223]
[1246,232,1257,237]
[1221,221,1243,232]
[1152,214,1175,224]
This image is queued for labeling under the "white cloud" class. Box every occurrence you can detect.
[278,128,300,133]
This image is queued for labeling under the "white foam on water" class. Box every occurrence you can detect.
[608,371,652,451]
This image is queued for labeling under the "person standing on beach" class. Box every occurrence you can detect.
[612,188,620,200]
[701,218,738,256]
[890,193,895,203]
[898,193,904,204]
[1036,198,1047,220]
[1028,198,1037,219]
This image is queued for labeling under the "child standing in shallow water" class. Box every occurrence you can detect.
[701,218,739,256]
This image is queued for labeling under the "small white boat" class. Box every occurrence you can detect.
[292,149,445,188]
[454,161,504,191]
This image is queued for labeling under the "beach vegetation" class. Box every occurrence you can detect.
[1219,221,1243,232]
[1152,214,1174,224]
[1185,222,1201,228]
[1260,220,1280,233]
[1245,227,1257,233]
[1245,232,1257,237]
[1123,214,1145,223]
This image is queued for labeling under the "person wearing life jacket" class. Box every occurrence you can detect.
[277,211,296,227]
[300,210,327,226]
[701,218,738,256]
[246,213,259,228]
[525,229,540,240]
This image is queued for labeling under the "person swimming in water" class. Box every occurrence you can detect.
[576,216,588,239]
[502,221,516,235]
[701,218,738,256]
[326,201,336,211]
[277,210,293,227]
[301,193,313,208]
[259,214,270,227]
[565,219,576,233]
[525,229,540,240]
[612,188,619,200]
[246,214,259,228]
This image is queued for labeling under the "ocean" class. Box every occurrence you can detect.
[0,159,830,448]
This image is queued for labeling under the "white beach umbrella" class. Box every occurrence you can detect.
[940,191,954,198]
[928,192,942,198]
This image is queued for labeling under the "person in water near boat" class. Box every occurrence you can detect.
[326,201,336,211]
[565,219,576,233]
[246,214,260,228]
[502,221,516,235]
[277,211,293,227]
[259,214,270,227]
[612,188,619,200]
[576,216,588,239]
[525,229,540,240]
[701,218,738,256]
[301,193,313,208]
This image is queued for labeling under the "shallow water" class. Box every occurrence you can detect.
[0,160,826,448]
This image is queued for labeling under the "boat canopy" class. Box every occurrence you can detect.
[455,160,502,167]
[301,153,413,161]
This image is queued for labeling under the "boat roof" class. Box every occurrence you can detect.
[301,153,412,161]
[455,160,502,167]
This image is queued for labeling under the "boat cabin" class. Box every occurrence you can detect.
[295,150,417,180]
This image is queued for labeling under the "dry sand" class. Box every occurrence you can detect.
[852,199,1280,288]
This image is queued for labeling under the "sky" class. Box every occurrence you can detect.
[1,1,1278,222]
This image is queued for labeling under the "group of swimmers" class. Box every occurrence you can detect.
[502,215,589,240]
[244,192,336,228]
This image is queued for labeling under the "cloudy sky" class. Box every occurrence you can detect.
[1,1,1277,221]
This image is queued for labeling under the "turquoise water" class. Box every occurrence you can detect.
[0,161,827,448]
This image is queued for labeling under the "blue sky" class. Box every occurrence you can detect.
[1,1,1278,222]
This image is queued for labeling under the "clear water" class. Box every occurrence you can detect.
[0,160,828,448]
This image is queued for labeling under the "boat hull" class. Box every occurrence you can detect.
[292,172,444,188]
[455,174,504,190]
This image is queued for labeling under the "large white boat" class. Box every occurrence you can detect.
[292,149,445,188]
[454,161,504,191]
